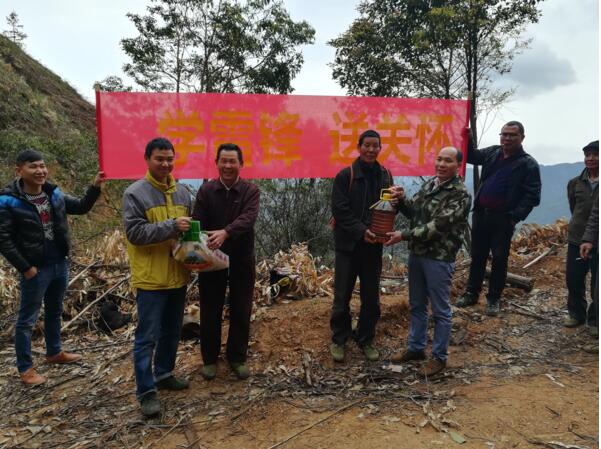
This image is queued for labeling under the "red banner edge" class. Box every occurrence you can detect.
[95,90,105,174]
[461,98,471,179]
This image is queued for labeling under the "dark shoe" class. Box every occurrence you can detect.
[46,351,82,364]
[19,367,46,386]
[156,375,189,391]
[360,344,379,361]
[330,343,345,362]
[140,392,161,417]
[563,317,584,328]
[200,364,217,380]
[390,350,426,363]
[229,362,250,380]
[421,358,446,377]
[455,293,479,308]
[485,301,500,316]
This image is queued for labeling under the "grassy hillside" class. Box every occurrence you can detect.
[0,34,98,189]
[0,35,124,241]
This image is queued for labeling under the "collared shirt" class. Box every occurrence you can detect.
[219,176,240,191]
[192,178,260,255]
[585,170,599,191]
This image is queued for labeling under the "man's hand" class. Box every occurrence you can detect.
[390,185,405,201]
[364,229,377,244]
[175,216,192,232]
[24,266,38,280]
[580,242,594,259]
[384,231,403,246]
[93,171,106,188]
[207,229,229,250]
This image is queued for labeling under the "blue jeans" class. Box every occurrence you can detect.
[16,259,69,373]
[407,254,454,363]
[134,287,186,399]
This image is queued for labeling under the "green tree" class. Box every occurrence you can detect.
[3,11,27,48]
[330,0,543,187]
[119,0,315,94]
[93,76,132,92]
[255,178,334,261]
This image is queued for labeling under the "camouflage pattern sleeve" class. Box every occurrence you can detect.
[400,190,471,243]
[397,196,415,220]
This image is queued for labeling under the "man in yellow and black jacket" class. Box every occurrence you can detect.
[122,137,192,417]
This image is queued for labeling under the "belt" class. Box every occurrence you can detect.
[479,208,506,215]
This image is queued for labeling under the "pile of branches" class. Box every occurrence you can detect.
[512,219,568,255]
[255,243,334,306]
[0,230,134,338]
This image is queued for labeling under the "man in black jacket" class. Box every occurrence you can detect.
[329,129,393,362]
[0,149,104,385]
[456,121,541,315]
[564,141,598,329]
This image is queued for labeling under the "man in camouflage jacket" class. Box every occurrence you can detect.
[385,147,471,376]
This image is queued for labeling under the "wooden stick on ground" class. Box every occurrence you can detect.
[485,268,534,291]
[145,416,186,449]
[266,399,364,449]
[61,275,130,332]
[67,260,98,287]
[522,247,554,269]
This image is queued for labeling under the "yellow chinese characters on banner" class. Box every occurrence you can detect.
[158,110,305,168]
[260,112,302,167]
[210,111,254,167]
[329,112,454,166]
[158,109,455,169]
[157,110,205,166]
[96,91,469,179]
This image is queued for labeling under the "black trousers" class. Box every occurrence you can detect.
[466,210,515,302]
[330,240,382,346]
[198,254,255,364]
[566,243,598,326]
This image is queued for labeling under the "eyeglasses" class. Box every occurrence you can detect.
[499,133,521,139]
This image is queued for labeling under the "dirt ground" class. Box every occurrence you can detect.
[0,248,598,449]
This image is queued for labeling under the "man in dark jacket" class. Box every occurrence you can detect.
[329,129,393,362]
[0,149,103,385]
[193,143,260,381]
[456,121,541,315]
[564,140,598,329]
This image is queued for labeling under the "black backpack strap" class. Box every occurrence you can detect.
[380,166,393,188]
[348,164,354,192]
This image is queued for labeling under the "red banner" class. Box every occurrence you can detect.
[96,92,469,179]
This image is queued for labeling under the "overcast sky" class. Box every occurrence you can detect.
[1,0,598,165]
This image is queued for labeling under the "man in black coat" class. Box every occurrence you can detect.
[193,143,260,381]
[0,149,104,385]
[329,129,393,362]
[565,141,598,329]
[456,121,541,316]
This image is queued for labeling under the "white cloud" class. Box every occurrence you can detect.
[500,43,576,98]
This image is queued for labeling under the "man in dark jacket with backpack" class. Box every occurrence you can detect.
[0,149,103,385]
[456,121,541,315]
[329,129,394,362]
